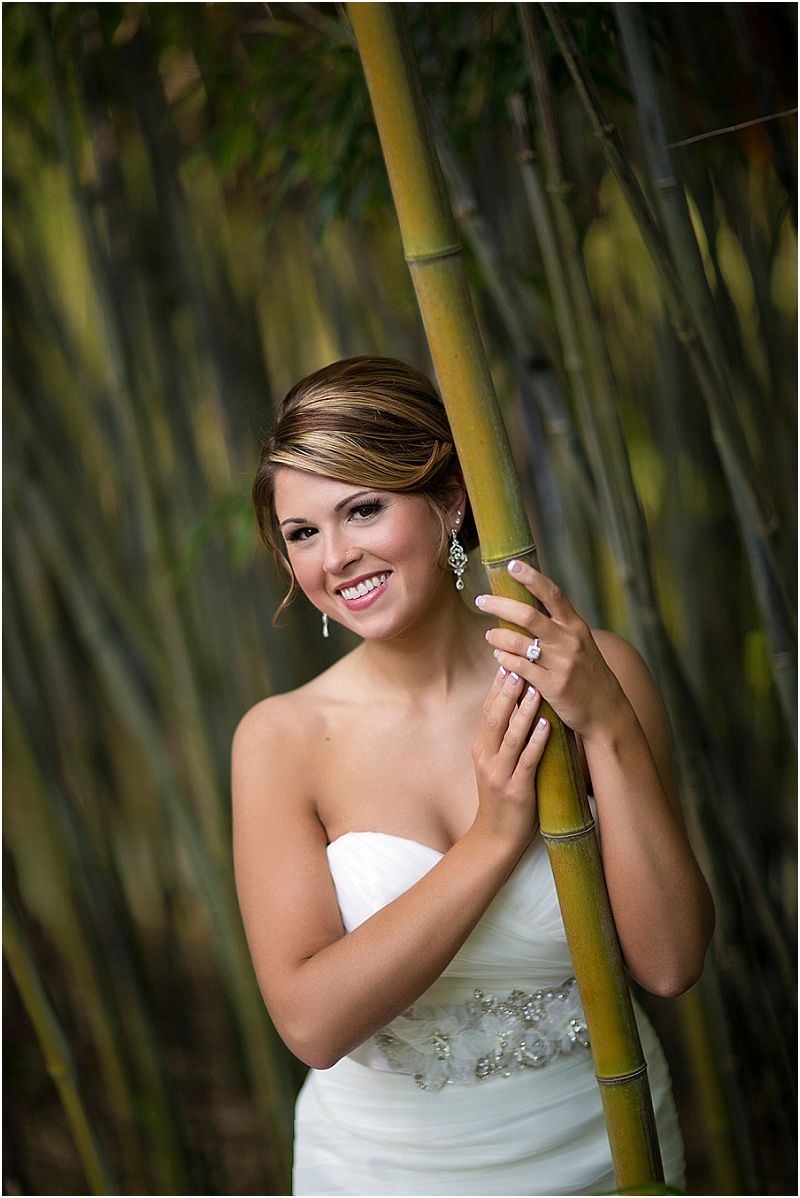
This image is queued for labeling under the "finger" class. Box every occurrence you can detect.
[494,683,542,770]
[507,560,571,619]
[486,626,553,667]
[474,562,575,625]
[515,713,550,774]
[478,667,525,754]
[492,647,545,694]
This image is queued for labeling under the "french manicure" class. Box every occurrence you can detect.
[525,685,537,701]
[497,665,507,679]
[508,672,520,685]
[508,560,524,575]
[475,595,487,608]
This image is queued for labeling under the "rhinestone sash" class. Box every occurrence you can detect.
[373,977,590,1091]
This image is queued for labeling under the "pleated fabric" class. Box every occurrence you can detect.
[293,833,685,1196]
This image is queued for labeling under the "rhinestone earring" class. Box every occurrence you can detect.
[322,612,329,638]
[448,513,468,591]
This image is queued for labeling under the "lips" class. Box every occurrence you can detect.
[336,571,391,609]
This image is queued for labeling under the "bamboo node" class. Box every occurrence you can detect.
[596,1061,649,1086]
[653,176,679,191]
[541,822,596,844]
[481,546,538,568]
[405,244,462,264]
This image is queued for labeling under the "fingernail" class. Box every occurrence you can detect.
[497,665,507,679]
[493,649,499,658]
[509,672,520,685]
[538,717,548,728]
[475,595,487,608]
[508,560,523,575]
[525,685,537,701]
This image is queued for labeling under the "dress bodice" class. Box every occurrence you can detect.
[326,831,576,1005]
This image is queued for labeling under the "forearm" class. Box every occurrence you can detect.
[272,827,522,1069]
[584,704,714,995]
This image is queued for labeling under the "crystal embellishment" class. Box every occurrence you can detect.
[374,977,590,1091]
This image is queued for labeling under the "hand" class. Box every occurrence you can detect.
[470,663,550,851]
[475,560,626,741]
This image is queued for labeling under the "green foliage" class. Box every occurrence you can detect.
[3,3,796,1194]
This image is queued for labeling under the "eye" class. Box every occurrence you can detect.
[350,500,383,521]
[285,525,317,543]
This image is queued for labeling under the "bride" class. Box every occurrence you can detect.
[232,355,714,1195]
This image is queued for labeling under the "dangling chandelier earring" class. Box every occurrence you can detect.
[448,511,468,591]
[322,612,329,638]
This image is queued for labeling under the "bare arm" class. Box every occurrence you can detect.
[480,560,715,997]
[232,670,549,1069]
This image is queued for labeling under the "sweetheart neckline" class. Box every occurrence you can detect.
[326,830,446,857]
[326,829,547,859]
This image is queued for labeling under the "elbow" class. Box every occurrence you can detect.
[646,959,704,999]
[292,1035,344,1073]
[636,887,716,998]
[276,1012,348,1072]
[634,924,715,999]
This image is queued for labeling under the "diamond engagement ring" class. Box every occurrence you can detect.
[526,638,541,663]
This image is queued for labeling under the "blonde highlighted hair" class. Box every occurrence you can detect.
[252,356,477,614]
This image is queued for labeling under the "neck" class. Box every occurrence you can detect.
[355,580,491,702]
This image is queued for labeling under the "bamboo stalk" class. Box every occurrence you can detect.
[613,1,797,746]
[430,106,603,625]
[518,6,795,989]
[13,471,295,1191]
[4,892,118,1196]
[347,4,664,1189]
[516,12,785,1187]
[540,2,797,741]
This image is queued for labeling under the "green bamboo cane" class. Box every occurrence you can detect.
[4,892,118,1196]
[347,4,664,1189]
[430,106,603,625]
[539,3,797,741]
[613,1,797,746]
[12,471,295,1192]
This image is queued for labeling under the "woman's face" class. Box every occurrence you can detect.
[273,468,460,640]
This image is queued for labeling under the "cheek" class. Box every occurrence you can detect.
[285,548,320,594]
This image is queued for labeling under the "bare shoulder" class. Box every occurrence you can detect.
[592,628,647,676]
[232,683,325,823]
[231,652,358,818]
[591,629,662,718]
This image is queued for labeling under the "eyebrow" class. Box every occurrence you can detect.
[279,490,377,528]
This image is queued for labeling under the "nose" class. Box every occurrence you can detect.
[323,531,360,575]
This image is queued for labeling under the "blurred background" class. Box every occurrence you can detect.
[3,3,796,1194]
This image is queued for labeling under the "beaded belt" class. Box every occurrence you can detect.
[373,977,590,1091]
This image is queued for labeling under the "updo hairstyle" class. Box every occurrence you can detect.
[252,356,478,614]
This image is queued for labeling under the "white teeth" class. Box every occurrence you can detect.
[340,573,387,601]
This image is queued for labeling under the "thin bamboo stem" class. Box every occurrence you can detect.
[540,2,797,739]
[4,892,118,1196]
[519,8,788,1186]
[347,4,664,1189]
[613,1,797,745]
[431,106,602,623]
[14,472,295,1191]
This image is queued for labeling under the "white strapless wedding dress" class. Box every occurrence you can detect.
[293,832,685,1195]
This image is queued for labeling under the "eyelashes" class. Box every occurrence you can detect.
[285,526,315,543]
[350,500,383,520]
[284,499,384,544]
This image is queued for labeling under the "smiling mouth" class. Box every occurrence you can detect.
[337,572,391,602]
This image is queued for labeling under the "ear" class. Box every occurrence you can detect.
[443,475,467,526]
